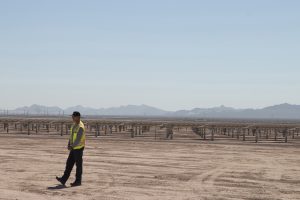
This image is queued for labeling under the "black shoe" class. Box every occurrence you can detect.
[56,176,66,185]
[70,181,81,187]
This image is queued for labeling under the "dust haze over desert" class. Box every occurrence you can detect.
[1,1,300,200]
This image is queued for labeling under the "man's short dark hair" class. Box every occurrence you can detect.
[72,111,81,117]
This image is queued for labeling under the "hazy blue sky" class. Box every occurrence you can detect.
[0,0,299,111]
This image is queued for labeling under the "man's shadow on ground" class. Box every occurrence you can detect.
[47,184,67,190]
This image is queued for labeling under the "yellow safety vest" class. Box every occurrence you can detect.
[70,121,86,150]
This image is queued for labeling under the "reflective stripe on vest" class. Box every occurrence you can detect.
[70,121,86,150]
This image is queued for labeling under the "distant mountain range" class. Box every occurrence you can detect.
[172,104,300,119]
[2,103,300,119]
[6,104,170,117]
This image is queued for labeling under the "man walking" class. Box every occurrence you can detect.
[56,111,86,187]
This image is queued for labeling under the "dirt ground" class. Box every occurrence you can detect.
[0,135,300,200]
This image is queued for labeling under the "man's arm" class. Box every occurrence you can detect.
[68,140,71,150]
[71,127,84,148]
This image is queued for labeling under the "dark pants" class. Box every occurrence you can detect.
[61,148,84,184]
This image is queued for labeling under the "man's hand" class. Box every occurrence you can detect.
[68,140,72,151]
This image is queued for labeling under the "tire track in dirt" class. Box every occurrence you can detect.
[262,157,285,200]
[187,165,228,199]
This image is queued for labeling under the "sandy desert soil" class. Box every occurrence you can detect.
[0,135,300,200]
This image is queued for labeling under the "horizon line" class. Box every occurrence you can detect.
[0,102,297,112]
